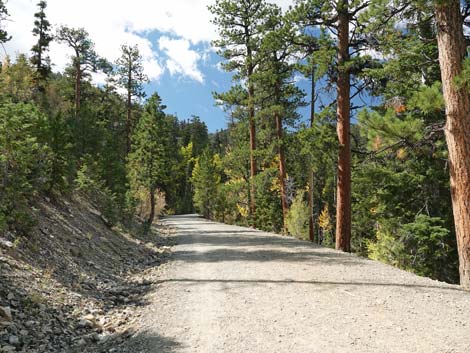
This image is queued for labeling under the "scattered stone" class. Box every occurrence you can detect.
[24,320,35,328]
[0,238,13,248]
[77,319,94,329]
[69,247,81,257]
[0,197,173,353]
[0,307,12,321]
[75,338,86,347]
[8,335,20,346]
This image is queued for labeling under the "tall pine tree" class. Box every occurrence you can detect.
[127,93,171,229]
[31,0,53,90]
[434,0,470,290]
[56,26,109,117]
[209,0,277,225]
[115,44,148,154]
[0,0,10,45]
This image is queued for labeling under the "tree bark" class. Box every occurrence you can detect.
[147,188,156,227]
[126,62,132,154]
[247,57,257,227]
[435,0,470,290]
[335,0,352,252]
[309,59,316,243]
[75,64,81,118]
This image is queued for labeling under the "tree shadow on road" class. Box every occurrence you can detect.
[91,330,181,353]
[155,277,465,293]
[174,246,365,267]
[177,230,316,248]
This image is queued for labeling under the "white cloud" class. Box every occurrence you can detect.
[159,36,204,83]
[3,0,294,83]
[293,73,307,83]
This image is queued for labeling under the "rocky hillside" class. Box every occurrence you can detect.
[0,196,174,353]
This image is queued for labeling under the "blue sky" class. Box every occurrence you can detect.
[4,0,294,133]
[147,42,233,132]
[4,0,379,133]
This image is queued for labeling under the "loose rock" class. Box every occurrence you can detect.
[0,307,12,321]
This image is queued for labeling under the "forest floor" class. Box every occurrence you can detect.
[114,215,470,353]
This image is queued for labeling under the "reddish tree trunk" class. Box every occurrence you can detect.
[335,0,351,252]
[435,0,470,289]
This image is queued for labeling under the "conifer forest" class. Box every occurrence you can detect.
[2,0,470,293]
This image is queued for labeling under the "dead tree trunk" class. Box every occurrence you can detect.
[335,0,352,252]
[435,0,470,289]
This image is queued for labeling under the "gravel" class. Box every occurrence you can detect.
[117,214,470,353]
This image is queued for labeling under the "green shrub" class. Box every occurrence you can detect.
[75,158,119,226]
[367,224,408,269]
[0,102,52,233]
[368,216,458,282]
[286,192,309,240]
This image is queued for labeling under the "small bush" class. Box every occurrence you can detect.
[368,216,457,282]
[75,158,119,226]
[286,192,309,240]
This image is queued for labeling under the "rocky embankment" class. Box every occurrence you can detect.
[0,197,173,352]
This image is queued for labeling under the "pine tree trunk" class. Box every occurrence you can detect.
[435,0,470,290]
[275,106,288,234]
[126,66,132,154]
[308,171,315,242]
[148,188,156,227]
[75,65,81,118]
[309,60,316,243]
[335,0,352,252]
[248,61,257,226]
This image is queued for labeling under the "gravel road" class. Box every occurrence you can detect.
[119,215,470,353]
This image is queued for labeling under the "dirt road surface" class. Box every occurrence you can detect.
[117,215,470,353]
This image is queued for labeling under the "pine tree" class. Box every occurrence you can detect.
[292,0,370,251]
[0,54,35,103]
[434,0,470,290]
[56,26,110,117]
[0,0,10,45]
[209,0,277,225]
[115,44,148,154]
[0,103,52,232]
[357,0,467,286]
[192,149,221,218]
[127,93,171,229]
[31,0,53,89]
[254,9,305,233]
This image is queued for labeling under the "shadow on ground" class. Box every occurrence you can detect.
[161,216,463,293]
[91,330,181,353]
[155,277,464,293]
